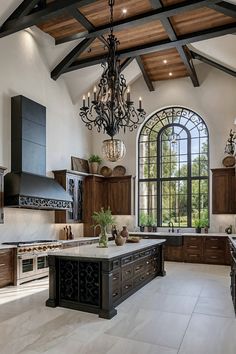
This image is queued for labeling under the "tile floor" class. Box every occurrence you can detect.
[0,262,235,354]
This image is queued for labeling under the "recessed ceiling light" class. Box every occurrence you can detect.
[122,8,127,14]
[163,59,167,64]
[169,72,173,76]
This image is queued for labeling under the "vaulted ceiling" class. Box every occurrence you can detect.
[0,0,236,92]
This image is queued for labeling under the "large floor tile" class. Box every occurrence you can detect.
[194,296,235,318]
[106,308,190,349]
[139,292,198,315]
[178,313,236,354]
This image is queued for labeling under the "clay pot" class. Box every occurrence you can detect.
[120,225,129,238]
[115,234,126,246]
[89,162,99,174]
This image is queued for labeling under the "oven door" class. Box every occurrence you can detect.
[36,253,49,275]
[18,254,37,280]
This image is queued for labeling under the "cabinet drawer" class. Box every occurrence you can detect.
[140,249,152,258]
[204,250,225,264]
[133,273,146,287]
[112,286,121,303]
[122,264,133,281]
[184,237,202,246]
[122,279,133,295]
[112,259,120,269]
[112,270,121,283]
[121,255,133,265]
[184,250,202,263]
[205,238,225,251]
[133,260,146,276]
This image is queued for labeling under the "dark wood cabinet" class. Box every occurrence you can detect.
[83,175,108,236]
[165,245,183,262]
[53,170,84,223]
[183,236,203,263]
[107,176,131,215]
[212,168,236,214]
[0,248,15,288]
[83,175,132,236]
[204,236,226,265]
[0,167,6,223]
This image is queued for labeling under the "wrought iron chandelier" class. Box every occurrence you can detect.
[80,0,146,162]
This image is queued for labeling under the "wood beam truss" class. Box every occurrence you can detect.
[55,0,221,45]
[207,1,236,19]
[136,56,155,92]
[63,22,236,74]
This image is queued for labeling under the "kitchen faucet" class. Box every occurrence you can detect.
[168,221,174,233]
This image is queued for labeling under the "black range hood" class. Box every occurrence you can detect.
[4,95,72,210]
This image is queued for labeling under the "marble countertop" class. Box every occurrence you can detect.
[60,237,99,243]
[129,232,235,237]
[48,239,166,260]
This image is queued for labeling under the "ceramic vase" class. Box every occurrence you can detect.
[115,233,126,246]
[120,225,129,238]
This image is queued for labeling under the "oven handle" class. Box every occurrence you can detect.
[18,254,37,260]
[34,253,48,258]
[18,253,49,259]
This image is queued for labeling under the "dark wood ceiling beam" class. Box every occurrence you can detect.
[51,37,95,80]
[64,22,236,73]
[5,0,42,22]
[69,8,107,46]
[0,0,97,38]
[55,0,221,44]
[190,50,236,77]
[176,46,200,86]
[207,1,236,19]
[136,56,155,91]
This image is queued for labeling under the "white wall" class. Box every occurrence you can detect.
[92,64,236,232]
[0,29,92,241]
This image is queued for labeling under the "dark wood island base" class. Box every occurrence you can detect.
[46,240,166,319]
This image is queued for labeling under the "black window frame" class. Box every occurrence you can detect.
[138,107,209,228]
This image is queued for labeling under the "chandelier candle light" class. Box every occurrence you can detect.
[80,0,146,162]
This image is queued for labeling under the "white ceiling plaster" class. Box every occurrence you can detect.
[190,35,236,70]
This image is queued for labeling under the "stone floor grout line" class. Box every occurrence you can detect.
[176,282,204,354]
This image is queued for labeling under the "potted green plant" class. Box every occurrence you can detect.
[194,219,204,234]
[139,212,147,232]
[92,207,115,247]
[88,154,102,174]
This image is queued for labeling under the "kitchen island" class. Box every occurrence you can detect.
[46,239,166,319]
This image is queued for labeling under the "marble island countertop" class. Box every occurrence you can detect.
[129,231,236,237]
[48,239,166,259]
[60,237,99,243]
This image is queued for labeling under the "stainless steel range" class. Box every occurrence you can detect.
[2,240,62,285]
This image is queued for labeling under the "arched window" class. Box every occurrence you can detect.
[138,107,209,228]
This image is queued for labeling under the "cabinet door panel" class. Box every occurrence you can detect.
[212,168,235,214]
[107,177,131,215]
